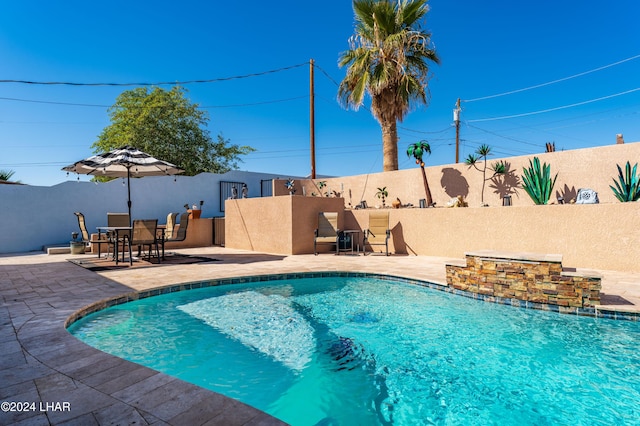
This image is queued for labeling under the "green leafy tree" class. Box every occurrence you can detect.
[338,0,439,171]
[406,140,433,206]
[465,144,505,205]
[92,86,255,178]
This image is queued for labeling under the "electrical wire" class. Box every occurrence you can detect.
[467,87,640,122]
[0,96,110,107]
[314,63,341,87]
[0,94,308,110]
[465,124,541,147]
[202,96,308,109]
[0,62,309,86]
[463,53,640,103]
[398,125,453,135]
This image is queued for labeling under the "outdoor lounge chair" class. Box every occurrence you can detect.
[364,210,390,256]
[74,212,112,256]
[314,212,340,255]
[124,219,160,265]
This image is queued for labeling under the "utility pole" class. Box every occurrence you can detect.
[309,59,316,179]
[454,98,461,163]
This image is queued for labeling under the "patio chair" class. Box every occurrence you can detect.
[166,213,190,243]
[314,212,340,255]
[74,212,112,256]
[124,219,160,265]
[164,212,178,240]
[107,212,131,254]
[364,210,390,256]
[107,212,129,226]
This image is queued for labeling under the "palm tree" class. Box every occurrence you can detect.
[338,0,439,171]
[375,186,388,206]
[407,140,433,206]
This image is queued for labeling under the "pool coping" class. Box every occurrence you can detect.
[66,271,640,329]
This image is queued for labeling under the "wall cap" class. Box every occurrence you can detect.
[464,250,563,263]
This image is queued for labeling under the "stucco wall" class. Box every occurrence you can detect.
[228,196,640,271]
[225,196,345,255]
[276,142,640,208]
[344,202,640,272]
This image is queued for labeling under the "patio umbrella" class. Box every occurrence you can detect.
[62,146,184,224]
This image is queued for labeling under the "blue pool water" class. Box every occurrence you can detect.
[68,276,640,425]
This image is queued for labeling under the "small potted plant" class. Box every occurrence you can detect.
[70,232,85,254]
[186,201,204,219]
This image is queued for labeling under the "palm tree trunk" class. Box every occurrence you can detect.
[381,120,399,171]
[420,166,433,206]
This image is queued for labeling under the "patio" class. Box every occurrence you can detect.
[2,247,640,425]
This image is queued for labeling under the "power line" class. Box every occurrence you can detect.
[463,53,640,103]
[202,96,307,109]
[467,87,640,123]
[313,63,341,87]
[398,125,453,135]
[466,123,541,147]
[0,62,309,86]
[0,94,308,109]
[0,96,109,107]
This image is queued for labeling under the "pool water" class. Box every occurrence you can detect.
[68,276,640,425]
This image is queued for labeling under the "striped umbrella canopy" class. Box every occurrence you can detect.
[62,146,184,224]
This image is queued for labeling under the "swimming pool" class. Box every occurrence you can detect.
[68,274,640,425]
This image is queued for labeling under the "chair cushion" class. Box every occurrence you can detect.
[315,236,337,243]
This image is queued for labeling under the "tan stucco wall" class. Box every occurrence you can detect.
[164,218,213,249]
[275,142,640,208]
[344,202,640,272]
[226,194,640,272]
[225,196,345,254]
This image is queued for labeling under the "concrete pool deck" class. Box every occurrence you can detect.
[2,247,640,425]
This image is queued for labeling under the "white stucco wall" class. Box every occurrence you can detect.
[0,170,285,253]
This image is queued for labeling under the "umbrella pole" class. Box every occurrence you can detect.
[127,168,132,226]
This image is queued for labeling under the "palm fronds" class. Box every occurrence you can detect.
[406,140,431,163]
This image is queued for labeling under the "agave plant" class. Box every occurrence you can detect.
[610,161,640,202]
[521,157,557,205]
[0,169,16,182]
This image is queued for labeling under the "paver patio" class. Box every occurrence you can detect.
[2,247,639,425]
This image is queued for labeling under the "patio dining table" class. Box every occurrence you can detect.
[96,226,131,265]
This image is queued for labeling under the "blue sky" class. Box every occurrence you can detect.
[1,0,639,186]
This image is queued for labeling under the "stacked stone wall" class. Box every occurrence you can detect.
[446,251,601,308]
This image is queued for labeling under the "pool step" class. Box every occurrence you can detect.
[45,245,71,255]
